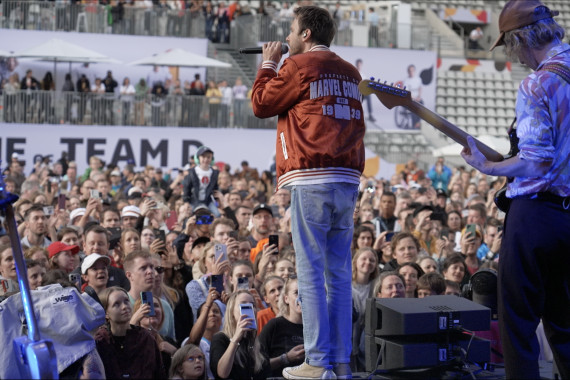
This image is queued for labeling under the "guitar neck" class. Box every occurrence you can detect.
[405,101,504,162]
[358,79,504,163]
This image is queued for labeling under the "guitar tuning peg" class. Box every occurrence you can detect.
[384,81,387,84]
[370,77,375,81]
[390,82,394,86]
[403,86,406,90]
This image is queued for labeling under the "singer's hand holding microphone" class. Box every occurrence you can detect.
[240,42,288,63]
[239,45,289,55]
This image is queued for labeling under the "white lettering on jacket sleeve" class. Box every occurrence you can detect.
[280,132,289,160]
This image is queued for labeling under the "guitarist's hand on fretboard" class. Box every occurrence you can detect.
[460,136,493,174]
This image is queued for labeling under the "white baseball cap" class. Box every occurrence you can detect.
[121,205,141,218]
[69,208,86,222]
[81,253,111,275]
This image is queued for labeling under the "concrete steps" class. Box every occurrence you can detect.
[206,42,257,87]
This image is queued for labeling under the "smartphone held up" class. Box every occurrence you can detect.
[141,291,156,317]
[239,303,257,330]
[214,243,228,262]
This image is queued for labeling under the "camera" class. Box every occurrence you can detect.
[90,189,101,199]
[237,277,249,290]
[239,303,257,330]
[58,194,67,210]
[214,244,228,262]
[153,229,166,245]
[269,234,279,254]
[196,214,214,225]
[466,224,477,237]
[140,291,156,317]
[68,273,81,288]
[209,274,225,293]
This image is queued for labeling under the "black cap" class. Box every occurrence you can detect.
[127,192,142,200]
[253,203,273,217]
[412,204,434,218]
[192,236,211,250]
[196,146,213,157]
[436,189,448,198]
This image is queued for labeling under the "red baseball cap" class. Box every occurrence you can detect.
[47,242,80,259]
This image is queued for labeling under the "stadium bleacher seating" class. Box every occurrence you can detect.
[435,68,519,137]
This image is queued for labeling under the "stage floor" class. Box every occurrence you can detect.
[268,361,555,379]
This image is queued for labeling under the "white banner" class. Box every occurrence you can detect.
[1,124,277,175]
[331,46,437,132]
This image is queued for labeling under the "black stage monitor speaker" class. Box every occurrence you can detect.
[365,295,490,337]
[364,333,491,371]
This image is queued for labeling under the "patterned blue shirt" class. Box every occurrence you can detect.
[508,43,570,198]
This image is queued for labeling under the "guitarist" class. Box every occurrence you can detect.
[460,1,570,379]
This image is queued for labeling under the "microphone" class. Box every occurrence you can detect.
[239,45,289,55]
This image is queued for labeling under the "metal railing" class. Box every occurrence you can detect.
[0,90,277,129]
[0,1,420,50]
[0,1,207,38]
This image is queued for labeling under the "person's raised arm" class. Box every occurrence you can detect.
[251,42,301,118]
[78,197,99,229]
[216,314,250,378]
[188,288,219,345]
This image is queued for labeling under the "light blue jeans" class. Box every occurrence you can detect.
[289,182,358,367]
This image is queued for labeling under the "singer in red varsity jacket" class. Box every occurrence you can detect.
[250,6,366,378]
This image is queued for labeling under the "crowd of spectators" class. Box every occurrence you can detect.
[100,0,288,42]
[0,65,253,127]
[0,147,509,377]
[0,1,387,128]
[1,0,298,40]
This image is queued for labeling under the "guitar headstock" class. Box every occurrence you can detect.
[358,79,412,109]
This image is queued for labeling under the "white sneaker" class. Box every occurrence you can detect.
[282,363,337,379]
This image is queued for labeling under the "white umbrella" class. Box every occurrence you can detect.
[432,135,510,157]
[15,38,116,63]
[14,38,119,84]
[128,48,231,68]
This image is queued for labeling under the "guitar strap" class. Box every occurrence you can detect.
[541,62,570,84]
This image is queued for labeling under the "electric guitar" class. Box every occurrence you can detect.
[358,79,505,162]
[0,166,58,379]
[359,79,519,212]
